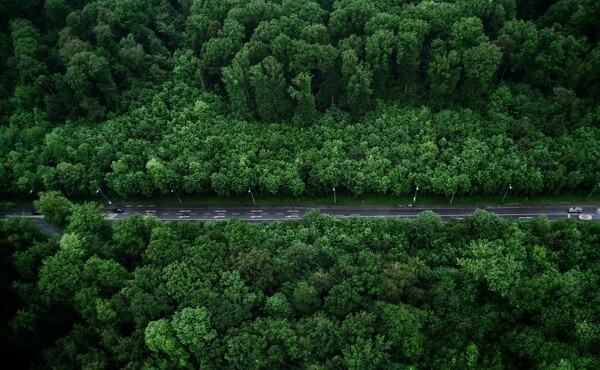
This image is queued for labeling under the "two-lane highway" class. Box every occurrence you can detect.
[3,204,599,224]
[100,204,598,222]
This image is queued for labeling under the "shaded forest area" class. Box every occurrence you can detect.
[1,0,599,199]
[1,193,599,368]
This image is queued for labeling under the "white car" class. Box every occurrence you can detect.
[578,214,592,221]
[568,207,583,213]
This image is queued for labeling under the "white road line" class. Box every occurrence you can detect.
[251,210,263,213]
[178,215,189,219]
[248,218,301,221]
[145,210,156,213]
[250,215,263,218]
[148,205,155,207]
[232,212,240,215]
[287,210,300,213]
[157,217,302,222]
[215,210,226,213]
[487,213,564,216]
[180,210,191,213]
[285,215,299,218]
[136,205,143,208]
[384,213,564,218]
[125,205,132,207]
[161,212,170,215]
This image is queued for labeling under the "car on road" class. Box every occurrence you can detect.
[568,207,583,213]
[112,208,124,213]
[578,214,592,221]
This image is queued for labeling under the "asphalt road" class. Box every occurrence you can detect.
[4,204,599,224]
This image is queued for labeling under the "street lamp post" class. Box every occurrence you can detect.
[333,187,336,204]
[171,189,182,205]
[502,184,512,203]
[587,182,600,200]
[450,190,456,204]
[413,186,419,203]
[248,188,255,205]
[96,188,112,205]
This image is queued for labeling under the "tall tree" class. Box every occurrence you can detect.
[33,191,73,229]
[288,72,318,125]
[250,56,292,122]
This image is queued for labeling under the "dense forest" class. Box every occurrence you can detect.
[1,193,599,368]
[2,2,600,369]
[1,0,599,199]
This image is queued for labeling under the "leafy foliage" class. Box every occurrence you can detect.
[0,0,599,200]
[2,212,600,368]
[2,2,600,364]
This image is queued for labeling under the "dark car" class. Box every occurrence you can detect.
[112,208,124,213]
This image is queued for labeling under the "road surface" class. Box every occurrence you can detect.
[3,204,599,224]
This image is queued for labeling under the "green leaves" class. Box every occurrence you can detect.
[172,307,217,362]
[450,17,488,50]
[250,56,292,122]
[293,281,321,316]
[222,49,253,120]
[427,49,461,101]
[5,204,600,369]
[144,318,190,368]
[146,158,178,194]
[33,191,73,229]
[264,293,293,318]
[457,239,524,298]
[37,233,86,304]
[381,258,430,305]
[376,302,426,363]
[288,72,318,125]
[2,0,600,202]
[343,335,391,370]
